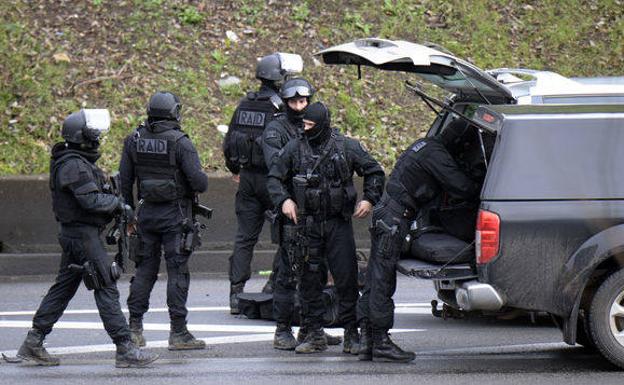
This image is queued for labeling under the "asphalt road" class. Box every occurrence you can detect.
[0,274,621,385]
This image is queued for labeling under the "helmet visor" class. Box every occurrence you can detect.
[83,109,111,134]
[277,53,303,75]
[281,85,313,99]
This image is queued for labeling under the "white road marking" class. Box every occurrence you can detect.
[1,333,275,357]
[0,303,434,317]
[0,306,231,317]
[0,320,423,334]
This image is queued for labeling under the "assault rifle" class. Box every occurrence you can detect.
[106,172,131,272]
[282,218,312,281]
[181,194,213,254]
[282,174,316,281]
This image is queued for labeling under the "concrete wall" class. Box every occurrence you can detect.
[0,174,372,276]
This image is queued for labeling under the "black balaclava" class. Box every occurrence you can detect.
[261,79,280,93]
[303,102,331,146]
[146,118,181,134]
[60,142,101,163]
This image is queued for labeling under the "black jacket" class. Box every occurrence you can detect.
[385,137,480,210]
[119,120,208,231]
[261,113,301,170]
[267,129,385,214]
[49,143,119,226]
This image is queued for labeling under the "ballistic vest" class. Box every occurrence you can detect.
[131,125,190,203]
[225,91,282,171]
[50,152,111,226]
[292,132,357,220]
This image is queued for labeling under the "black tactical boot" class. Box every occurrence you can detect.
[115,339,159,368]
[129,317,146,347]
[230,282,245,315]
[273,323,297,350]
[295,327,328,354]
[168,328,206,351]
[17,328,60,366]
[358,321,373,361]
[372,329,415,363]
[343,324,360,355]
[297,326,342,346]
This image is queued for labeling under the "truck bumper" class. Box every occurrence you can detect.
[455,281,505,311]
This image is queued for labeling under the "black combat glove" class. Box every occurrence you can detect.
[116,199,134,220]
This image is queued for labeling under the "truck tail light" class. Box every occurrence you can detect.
[476,209,500,264]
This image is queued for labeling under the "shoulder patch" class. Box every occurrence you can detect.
[410,141,427,154]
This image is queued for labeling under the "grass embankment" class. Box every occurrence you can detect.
[1,0,622,174]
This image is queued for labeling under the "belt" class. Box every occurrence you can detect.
[380,193,418,220]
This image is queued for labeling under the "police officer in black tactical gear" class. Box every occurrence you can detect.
[357,119,481,363]
[16,109,158,368]
[120,91,209,351]
[262,79,341,350]
[267,102,385,354]
[223,53,303,314]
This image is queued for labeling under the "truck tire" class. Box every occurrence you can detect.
[588,269,624,368]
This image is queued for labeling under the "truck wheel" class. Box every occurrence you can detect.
[588,269,624,368]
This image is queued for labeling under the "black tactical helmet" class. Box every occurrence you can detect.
[279,78,315,100]
[62,109,110,145]
[147,91,181,121]
[256,54,283,82]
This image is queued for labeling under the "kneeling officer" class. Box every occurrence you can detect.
[17,109,158,368]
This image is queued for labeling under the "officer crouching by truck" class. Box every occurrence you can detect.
[357,120,481,362]
[267,102,385,354]
[15,109,158,368]
[119,91,209,351]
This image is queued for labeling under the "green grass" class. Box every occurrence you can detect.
[1,0,623,175]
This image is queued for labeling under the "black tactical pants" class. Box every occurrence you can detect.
[299,217,359,330]
[273,246,296,325]
[357,199,410,331]
[229,168,279,285]
[127,227,191,331]
[32,224,131,343]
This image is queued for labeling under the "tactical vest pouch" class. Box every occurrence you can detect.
[139,179,178,202]
[305,188,322,213]
[251,135,265,168]
[328,186,344,216]
[234,131,252,167]
[342,184,358,218]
